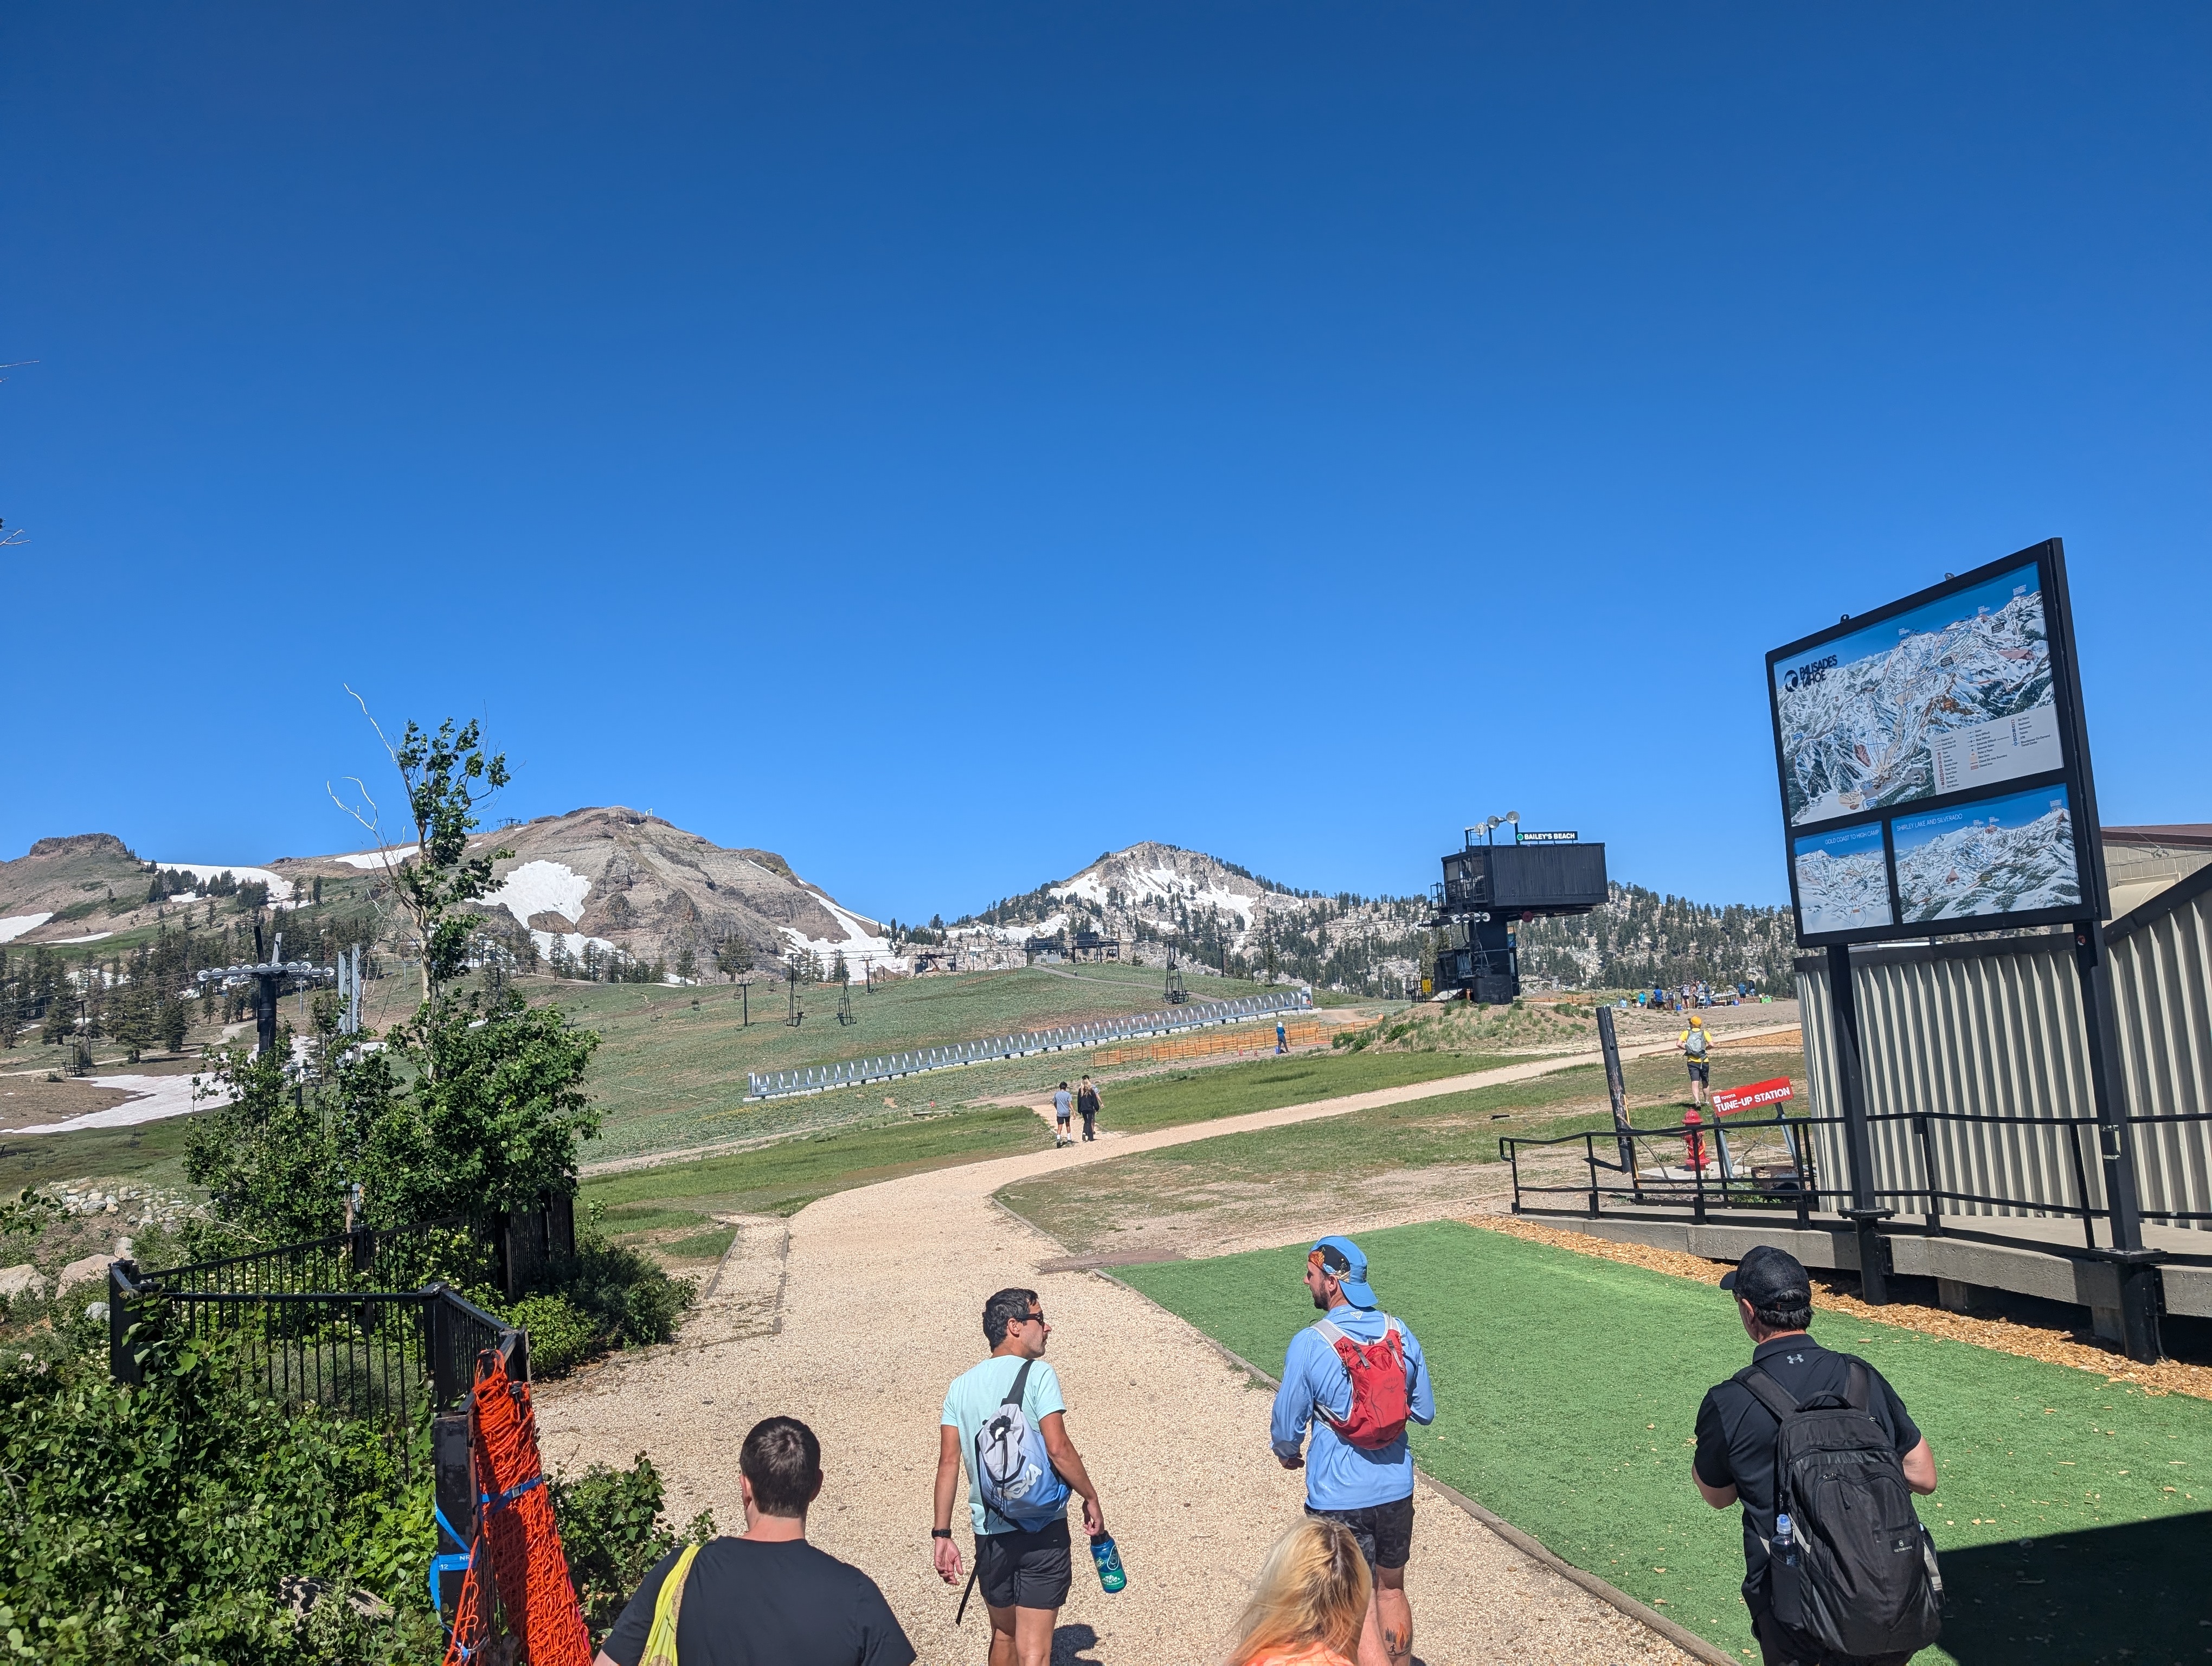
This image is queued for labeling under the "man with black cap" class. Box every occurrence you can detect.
[1271,1235,1435,1666]
[1693,1246,1940,1666]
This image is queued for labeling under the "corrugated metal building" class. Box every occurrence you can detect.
[1793,827,2212,1242]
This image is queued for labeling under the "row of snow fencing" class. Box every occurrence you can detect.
[746,986,1315,1100]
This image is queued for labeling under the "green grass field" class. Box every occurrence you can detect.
[1120,1222,2210,1666]
[575,1046,1523,1253]
[533,963,1293,1158]
[999,1047,1801,1256]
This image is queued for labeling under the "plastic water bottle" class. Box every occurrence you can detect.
[1774,1512,1797,1569]
[1089,1532,1127,1593]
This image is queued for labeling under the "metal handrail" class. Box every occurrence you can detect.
[746,986,1314,1099]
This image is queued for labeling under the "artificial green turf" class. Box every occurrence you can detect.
[1119,1221,2211,1666]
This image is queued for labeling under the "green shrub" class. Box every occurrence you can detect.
[0,1328,440,1664]
[510,1292,596,1378]
[549,1453,714,1643]
[558,1234,694,1351]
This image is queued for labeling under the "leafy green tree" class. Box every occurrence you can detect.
[714,935,754,981]
[366,989,601,1228]
[674,944,697,983]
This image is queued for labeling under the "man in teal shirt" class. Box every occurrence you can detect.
[933,1288,1107,1666]
[1272,1236,1434,1666]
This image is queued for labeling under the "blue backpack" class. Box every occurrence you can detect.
[973,1359,1071,1532]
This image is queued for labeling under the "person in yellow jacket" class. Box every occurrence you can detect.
[1679,1013,1713,1111]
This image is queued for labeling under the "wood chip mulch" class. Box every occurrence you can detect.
[1463,1212,2212,1404]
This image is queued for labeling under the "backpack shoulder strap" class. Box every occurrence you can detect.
[1733,1364,1801,1424]
[1842,1360,1871,1413]
[640,1541,703,1666]
[1312,1318,1348,1347]
[1001,1357,1035,1408]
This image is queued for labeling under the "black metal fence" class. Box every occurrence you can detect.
[108,1222,525,1447]
[1500,1106,2157,1250]
[1501,1109,1827,1223]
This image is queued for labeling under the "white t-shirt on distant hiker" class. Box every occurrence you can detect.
[1053,1090,1073,1121]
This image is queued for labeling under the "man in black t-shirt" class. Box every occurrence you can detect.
[595,1417,914,1666]
[1691,1247,1940,1666]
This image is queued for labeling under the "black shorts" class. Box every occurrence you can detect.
[976,1518,1072,1611]
[1688,1061,1711,1082]
[1307,1495,1414,1571]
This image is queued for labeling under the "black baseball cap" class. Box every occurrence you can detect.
[1719,1245,1811,1308]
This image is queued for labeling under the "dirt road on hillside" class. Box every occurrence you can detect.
[536,1041,1786,1664]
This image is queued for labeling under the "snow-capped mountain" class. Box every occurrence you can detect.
[1780,590,2054,826]
[946,841,1431,988]
[1794,846,1891,935]
[1895,805,2080,923]
[280,807,890,975]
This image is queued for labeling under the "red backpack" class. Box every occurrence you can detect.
[1312,1316,1411,1449]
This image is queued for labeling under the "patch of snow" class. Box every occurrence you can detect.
[0,913,53,944]
[781,892,903,975]
[53,932,114,945]
[10,1073,230,1136]
[1050,860,1257,924]
[482,860,593,927]
[330,845,418,869]
[155,862,296,903]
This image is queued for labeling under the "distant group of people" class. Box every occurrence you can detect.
[1051,1076,1102,1147]
[1636,979,1759,1014]
[591,1235,1941,1666]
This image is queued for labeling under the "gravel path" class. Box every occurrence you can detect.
[536,1046,1755,1664]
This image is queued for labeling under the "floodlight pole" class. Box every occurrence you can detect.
[2073,918,2163,1362]
[1826,944,1893,1304]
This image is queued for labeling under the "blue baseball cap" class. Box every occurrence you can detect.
[1309,1236,1377,1308]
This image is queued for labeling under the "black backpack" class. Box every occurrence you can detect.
[1735,1361,1944,1659]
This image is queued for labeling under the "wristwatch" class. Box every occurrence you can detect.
[931,1528,953,1540]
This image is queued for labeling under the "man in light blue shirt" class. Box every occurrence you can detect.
[933,1288,1107,1666]
[1272,1236,1434,1666]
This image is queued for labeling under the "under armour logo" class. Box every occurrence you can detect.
[1785,1352,1806,1364]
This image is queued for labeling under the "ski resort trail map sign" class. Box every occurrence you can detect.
[1765,539,2108,948]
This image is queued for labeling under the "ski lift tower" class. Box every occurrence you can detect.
[1429,816,1607,1004]
[196,919,338,1058]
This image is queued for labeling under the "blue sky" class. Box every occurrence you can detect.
[5,5,2208,921]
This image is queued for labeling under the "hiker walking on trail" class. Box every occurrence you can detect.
[933,1288,1109,1666]
[1692,1247,1942,1666]
[1075,1075,1100,1142]
[1051,1082,1073,1148]
[595,1416,915,1666]
[1271,1236,1435,1666]
[1680,1013,1713,1109]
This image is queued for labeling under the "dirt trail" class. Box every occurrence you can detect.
[536,1045,1762,1664]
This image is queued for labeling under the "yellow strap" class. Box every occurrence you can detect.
[639,1541,702,1666]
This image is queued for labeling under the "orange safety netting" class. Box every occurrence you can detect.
[442,1351,594,1666]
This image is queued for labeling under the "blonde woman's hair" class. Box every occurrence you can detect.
[1226,1516,1372,1664]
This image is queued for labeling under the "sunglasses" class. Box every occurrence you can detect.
[1019,1310,1048,1326]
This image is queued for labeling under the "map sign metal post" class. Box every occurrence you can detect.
[1764,538,2159,1359]
[1596,1005,1638,1197]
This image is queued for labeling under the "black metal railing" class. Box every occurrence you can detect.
[108,1229,524,1454]
[2120,1110,2212,1228]
[1500,1105,2192,1251]
[142,1215,497,1300]
[1501,1110,1827,1224]
[1866,1110,2105,1249]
